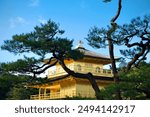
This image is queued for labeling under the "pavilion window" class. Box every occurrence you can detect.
[96,67,100,73]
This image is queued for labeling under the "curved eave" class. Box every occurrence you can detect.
[48,75,114,83]
[26,74,69,88]
[27,74,114,88]
[79,56,111,64]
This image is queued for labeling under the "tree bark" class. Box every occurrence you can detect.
[107,0,122,99]
[87,73,102,99]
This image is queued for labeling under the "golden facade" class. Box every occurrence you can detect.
[29,46,115,100]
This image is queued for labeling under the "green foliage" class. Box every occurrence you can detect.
[101,62,150,100]
[117,15,150,59]
[7,85,38,100]
[1,58,38,74]
[120,48,140,59]
[0,74,25,99]
[86,26,107,48]
[1,19,83,74]
[86,14,150,63]
[1,20,68,56]
[101,84,121,100]
[0,74,38,100]
[1,19,80,60]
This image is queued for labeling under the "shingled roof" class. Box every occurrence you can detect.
[75,41,119,60]
[77,47,111,59]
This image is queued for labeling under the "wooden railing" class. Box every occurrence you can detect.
[48,65,113,78]
[30,90,95,100]
[31,92,62,100]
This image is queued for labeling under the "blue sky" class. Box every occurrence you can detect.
[0,0,150,63]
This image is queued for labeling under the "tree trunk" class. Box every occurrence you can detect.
[87,73,102,99]
[107,0,122,100]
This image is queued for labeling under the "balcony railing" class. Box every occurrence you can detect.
[31,92,63,100]
[30,90,95,100]
[48,65,113,78]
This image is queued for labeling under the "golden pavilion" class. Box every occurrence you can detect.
[29,43,115,100]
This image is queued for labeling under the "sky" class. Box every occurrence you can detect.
[0,0,150,63]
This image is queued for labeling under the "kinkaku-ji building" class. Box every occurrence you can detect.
[29,42,116,100]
